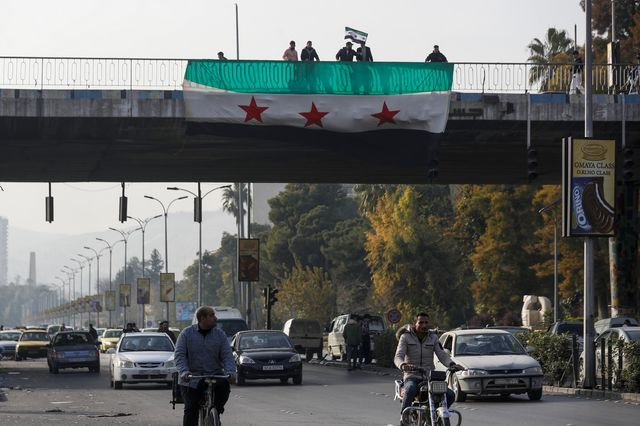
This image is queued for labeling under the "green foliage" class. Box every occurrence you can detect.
[372,329,400,368]
[516,330,573,385]
[621,341,640,392]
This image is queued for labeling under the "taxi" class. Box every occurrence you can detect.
[15,330,50,360]
[100,329,124,352]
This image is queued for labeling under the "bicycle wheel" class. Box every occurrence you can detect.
[204,407,220,426]
[437,417,451,426]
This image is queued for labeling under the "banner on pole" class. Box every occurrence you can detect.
[119,284,131,307]
[105,290,116,311]
[562,137,616,237]
[175,301,198,321]
[238,238,260,282]
[160,273,175,302]
[137,278,151,305]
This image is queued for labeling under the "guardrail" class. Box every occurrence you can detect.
[0,57,637,93]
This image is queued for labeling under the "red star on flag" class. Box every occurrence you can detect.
[371,102,400,126]
[299,102,329,128]
[239,96,269,122]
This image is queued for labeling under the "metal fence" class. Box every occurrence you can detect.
[0,56,637,93]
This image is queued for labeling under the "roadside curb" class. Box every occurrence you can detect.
[543,385,640,404]
[312,359,640,404]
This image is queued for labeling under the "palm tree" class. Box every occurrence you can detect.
[527,28,574,92]
[221,183,248,226]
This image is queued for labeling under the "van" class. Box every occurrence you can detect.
[327,313,386,361]
[282,318,323,360]
[191,306,248,343]
[594,317,638,336]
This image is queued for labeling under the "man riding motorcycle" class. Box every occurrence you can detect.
[394,312,462,424]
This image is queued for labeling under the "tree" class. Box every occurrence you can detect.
[527,28,575,92]
[221,183,248,225]
[365,186,470,329]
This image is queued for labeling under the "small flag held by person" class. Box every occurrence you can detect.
[344,27,367,44]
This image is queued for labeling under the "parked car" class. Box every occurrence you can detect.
[46,331,100,373]
[548,320,586,351]
[108,332,176,389]
[487,326,530,337]
[0,330,22,359]
[583,326,640,387]
[283,318,323,360]
[192,306,249,343]
[100,329,124,352]
[435,329,544,401]
[594,317,638,336]
[231,330,302,385]
[15,330,50,360]
[327,313,386,361]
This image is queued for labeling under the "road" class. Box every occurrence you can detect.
[1,355,639,425]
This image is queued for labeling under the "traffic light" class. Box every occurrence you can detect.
[262,287,269,309]
[45,195,54,223]
[269,289,279,308]
[194,196,202,223]
[623,148,634,181]
[527,147,538,182]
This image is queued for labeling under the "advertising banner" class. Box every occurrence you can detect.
[119,283,131,307]
[563,138,616,237]
[175,301,198,321]
[238,238,260,282]
[160,273,175,302]
[137,278,151,305]
[105,290,116,311]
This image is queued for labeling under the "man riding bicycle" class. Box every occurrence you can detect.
[175,306,236,426]
[394,312,462,424]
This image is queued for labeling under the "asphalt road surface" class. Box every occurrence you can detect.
[1,355,639,425]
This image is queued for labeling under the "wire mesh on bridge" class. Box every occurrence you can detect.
[0,57,637,93]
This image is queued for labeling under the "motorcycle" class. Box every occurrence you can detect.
[394,366,463,426]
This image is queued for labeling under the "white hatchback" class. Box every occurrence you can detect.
[108,332,176,389]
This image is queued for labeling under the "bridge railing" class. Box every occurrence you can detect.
[0,57,636,93]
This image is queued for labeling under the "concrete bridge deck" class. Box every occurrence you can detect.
[0,89,638,184]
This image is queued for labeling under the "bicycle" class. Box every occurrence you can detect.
[171,372,229,426]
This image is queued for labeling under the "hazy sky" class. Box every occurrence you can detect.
[0,1,587,285]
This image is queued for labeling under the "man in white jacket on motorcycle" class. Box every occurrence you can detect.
[394,312,460,421]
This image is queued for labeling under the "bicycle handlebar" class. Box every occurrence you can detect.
[185,373,230,380]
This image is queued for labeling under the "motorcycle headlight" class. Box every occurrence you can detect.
[239,355,255,364]
[118,357,135,368]
[460,368,488,377]
[288,353,302,362]
[524,366,543,375]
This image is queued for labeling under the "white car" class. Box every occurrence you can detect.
[108,332,176,389]
[435,329,544,401]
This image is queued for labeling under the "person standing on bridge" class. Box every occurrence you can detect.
[283,40,299,61]
[301,41,320,61]
[425,45,447,62]
[336,41,358,61]
[217,51,228,60]
[569,50,584,95]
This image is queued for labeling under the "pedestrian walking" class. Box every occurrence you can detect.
[336,41,357,62]
[283,40,298,61]
[344,316,362,370]
[217,51,228,60]
[425,45,447,62]
[359,314,372,365]
[301,41,320,61]
[88,323,98,341]
[569,50,584,95]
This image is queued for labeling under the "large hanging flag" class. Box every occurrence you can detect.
[344,27,368,44]
[183,60,453,134]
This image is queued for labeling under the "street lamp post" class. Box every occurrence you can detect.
[144,194,187,319]
[78,254,93,325]
[539,199,561,323]
[85,246,107,327]
[62,266,76,329]
[56,274,70,325]
[70,258,85,328]
[96,238,124,327]
[127,214,162,327]
[167,184,231,306]
[109,228,140,327]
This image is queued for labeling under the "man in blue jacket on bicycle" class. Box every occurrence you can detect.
[175,306,237,425]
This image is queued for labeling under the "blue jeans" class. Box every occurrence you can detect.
[401,378,455,414]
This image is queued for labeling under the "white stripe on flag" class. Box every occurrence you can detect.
[344,27,368,44]
[183,87,450,133]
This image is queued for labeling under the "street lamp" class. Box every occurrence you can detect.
[539,199,561,323]
[62,266,76,328]
[167,184,231,306]
[55,275,70,324]
[143,195,187,274]
[85,245,108,328]
[70,258,85,327]
[96,238,124,327]
[109,227,140,326]
[78,253,93,325]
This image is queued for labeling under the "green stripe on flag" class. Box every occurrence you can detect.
[184,60,453,95]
